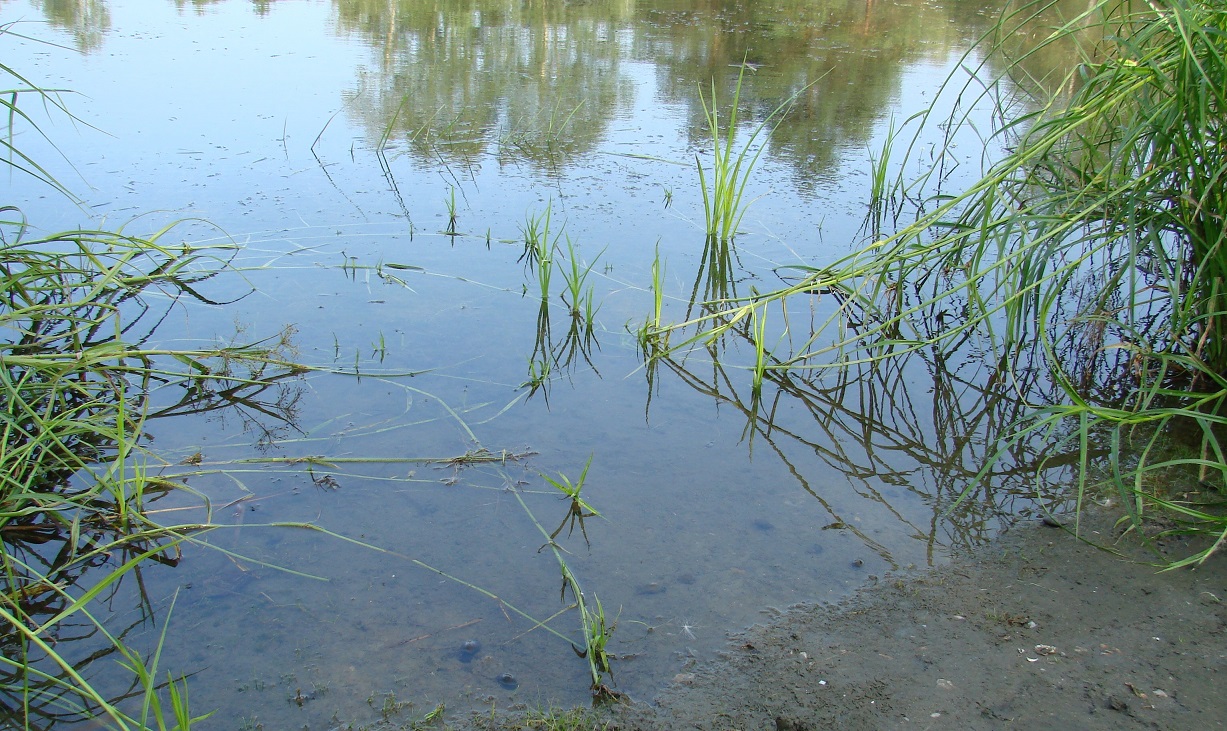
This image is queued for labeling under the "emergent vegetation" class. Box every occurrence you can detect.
[654,0,1226,563]
[0,46,309,729]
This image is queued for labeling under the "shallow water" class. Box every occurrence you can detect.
[2,0,1079,726]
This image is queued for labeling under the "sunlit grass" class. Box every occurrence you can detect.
[650,0,1227,563]
[0,218,312,728]
[696,64,817,244]
[0,31,321,727]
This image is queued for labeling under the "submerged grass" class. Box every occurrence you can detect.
[652,0,1227,564]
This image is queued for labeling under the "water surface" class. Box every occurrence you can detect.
[1,0,1077,726]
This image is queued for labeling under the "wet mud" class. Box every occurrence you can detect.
[596,509,1227,731]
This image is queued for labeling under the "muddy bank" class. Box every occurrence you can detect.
[591,510,1227,730]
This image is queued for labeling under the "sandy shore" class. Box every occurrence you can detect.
[599,510,1227,730]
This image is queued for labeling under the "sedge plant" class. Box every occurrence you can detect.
[696,63,821,243]
[0,41,318,728]
[651,0,1227,564]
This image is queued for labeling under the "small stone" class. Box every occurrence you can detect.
[672,673,696,685]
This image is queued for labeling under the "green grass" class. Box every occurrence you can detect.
[510,457,621,702]
[558,236,604,331]
[0,36,323,728]
[444,186,459,236]
[695,64,763,244]
[521,202,558,300]
[634,243,668,356]
[696,63,820,244]
[0,216,316,728]
[865,115,907,238]
[651,0,1227,564]
[519,207,604,395]
[470,704,610,731]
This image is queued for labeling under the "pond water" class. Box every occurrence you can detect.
[2,0,1080,727]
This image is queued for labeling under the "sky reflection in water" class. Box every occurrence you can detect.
[0,0,1079,725]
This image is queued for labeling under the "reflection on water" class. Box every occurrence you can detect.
[30,0,110,50]
[1,0,1093,727]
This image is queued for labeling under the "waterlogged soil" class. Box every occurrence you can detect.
[448,509,1227,731]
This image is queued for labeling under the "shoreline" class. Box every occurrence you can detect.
[594,510,1227,730]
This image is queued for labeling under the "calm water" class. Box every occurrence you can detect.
[2,0,1074,726]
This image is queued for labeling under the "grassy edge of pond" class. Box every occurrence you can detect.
[0,42,344,728]
[0,80,288,728]
[5,0,1225,727]
[647,0,1227,566]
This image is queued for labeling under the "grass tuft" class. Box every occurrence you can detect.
[650,0,1227,564]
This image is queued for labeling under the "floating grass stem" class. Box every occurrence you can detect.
[510,458,621,700]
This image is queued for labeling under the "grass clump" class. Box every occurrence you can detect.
[468,704,609,731]
[519,705,609,730]
[0,215,307,729]
[696,64,816,244]
[651,0,1227,564]
[0,38,309,729]
[519,204,604,400]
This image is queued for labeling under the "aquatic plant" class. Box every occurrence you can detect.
[521,203,559,299]
[0,40,317,729]
[498,99,585,171]
[652,0,1227,563]
[542,455,601,547]
[865,115,907,238]
[444,186,459,236]
[696,64,817,243]
[558,236,604,330]
[511,457,620,701]
[748,289,770,397]
[519,208,604,396]
[634,244,669,357]
[0,217,307,729]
